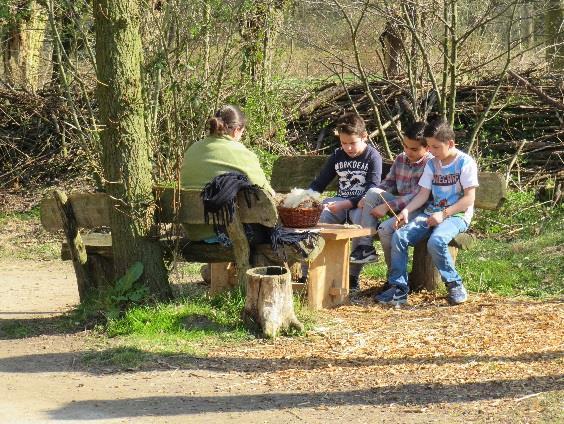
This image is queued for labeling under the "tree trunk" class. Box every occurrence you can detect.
[93,0,172,300]
[545,0,564,69]
[243,266,303,338]
[2,1,48,91]
[379,21,403,77]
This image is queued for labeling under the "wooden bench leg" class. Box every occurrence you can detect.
[308,238,350,310]
[410,240,459,292]
[209,262,237,295]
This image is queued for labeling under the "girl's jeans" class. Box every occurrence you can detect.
[388,212,469,290]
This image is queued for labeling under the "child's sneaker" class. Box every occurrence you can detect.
[446,282,468,304]
[349,275,360,293]
[350,245,378,264]
[374,285,408,305]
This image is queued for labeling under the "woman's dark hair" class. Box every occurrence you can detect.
[423,116,455,143]
[403,121,427,146]
[335,113,366,136]
[208,105,246,137]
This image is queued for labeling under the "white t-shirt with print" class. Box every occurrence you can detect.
[418,149,479,223]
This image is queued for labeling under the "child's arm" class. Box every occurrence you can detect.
[395,188,431,227]
[427,187,476,227]
[309,152,337,194]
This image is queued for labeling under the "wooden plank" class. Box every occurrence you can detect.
[308,238,350,310]
[271,155,334,193]
[475,172,507,210]
[41,192,111,231]
[270,155,392,193]
[155,187,278,226]
[43,187,278,232]
[53,190,92,302]
[317,224,376,240]
[61,233,113,260]
[209,262,237,295]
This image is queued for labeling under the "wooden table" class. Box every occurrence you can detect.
[291,224,376,310]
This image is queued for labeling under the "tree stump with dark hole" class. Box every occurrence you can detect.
[243,266,303,338]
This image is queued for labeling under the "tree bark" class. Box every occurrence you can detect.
[93,0,172,300]
[243,266,303,338]
[545,0,564,69]
[2,1,48,91]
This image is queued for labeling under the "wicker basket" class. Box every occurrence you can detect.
[277,204,323,228]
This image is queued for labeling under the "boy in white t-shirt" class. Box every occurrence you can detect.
[375,118,479,306]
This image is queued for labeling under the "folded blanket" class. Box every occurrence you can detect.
[270,225,321,259]
[201,172,260,227]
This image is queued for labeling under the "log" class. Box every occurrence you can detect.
[243,266,303,338]
[409,241,460,292]
[53,190,94,302]
[508,71,564,112]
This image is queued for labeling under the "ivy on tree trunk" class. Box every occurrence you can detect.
[93,0,172,300]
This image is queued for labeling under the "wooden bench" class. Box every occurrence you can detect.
[270,155,507,292]
[40,187,374,309]
[40,188,279,300]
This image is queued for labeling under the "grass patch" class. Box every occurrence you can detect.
[0,207,59,260]
[88,285,316,365]
[0,321,32,338]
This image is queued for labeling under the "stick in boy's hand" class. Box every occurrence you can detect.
[377,192,405,230]
[393,209,409,229]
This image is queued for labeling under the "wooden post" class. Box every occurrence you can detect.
[243,266,304,338]
[52,190,93,302]
[209,262,237,295]
[225,207,250,288]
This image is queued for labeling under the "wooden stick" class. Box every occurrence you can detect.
[377,192,399,220]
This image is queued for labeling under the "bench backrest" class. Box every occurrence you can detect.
[40,187,278,232]
[270,155,392,193]
[270,155,506,210]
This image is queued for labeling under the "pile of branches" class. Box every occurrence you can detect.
[0,87,96,192]
[287,72,563,186]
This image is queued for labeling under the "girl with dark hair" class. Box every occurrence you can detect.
[180,105,274,241]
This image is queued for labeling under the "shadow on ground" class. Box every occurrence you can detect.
[47,375,563,420]
[0,348,561,374]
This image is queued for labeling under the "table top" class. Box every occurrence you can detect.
[284,223,376,241]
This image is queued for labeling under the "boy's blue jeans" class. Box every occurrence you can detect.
[388,212,469,290]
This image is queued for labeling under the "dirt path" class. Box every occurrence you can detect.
[0,259,562,423]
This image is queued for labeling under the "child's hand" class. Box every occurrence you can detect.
[326,200,350,214]
[394,209,409,229]
[427,211,444,227]
[370,204,389,218]
[358,197,366,208]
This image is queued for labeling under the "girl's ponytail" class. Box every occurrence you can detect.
[208,116,227,136]
[208,105,246,137]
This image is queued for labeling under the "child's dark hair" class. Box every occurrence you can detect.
[208,105,246,136]
[423,117,455,143]
[403,121,427,146]
[335,113,366,136]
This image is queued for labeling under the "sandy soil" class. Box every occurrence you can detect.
[0,259,562,423]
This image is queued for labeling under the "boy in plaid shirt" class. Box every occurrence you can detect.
[350,122,431,269]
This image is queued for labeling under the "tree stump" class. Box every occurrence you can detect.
[243,266,303,338]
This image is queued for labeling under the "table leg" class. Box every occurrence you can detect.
[308,238,350,309]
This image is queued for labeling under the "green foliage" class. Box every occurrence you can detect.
[105,286,250,345]
[472,190,561,239]
[0,207,40,224]
[105,262,149,319]
[240,82,289,150]
[254,148,278,178]
[82,347,150,369]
